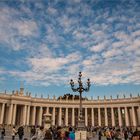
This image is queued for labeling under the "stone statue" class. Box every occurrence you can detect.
[12,90,15,95]
[41,94,43,98]
[72,95,75,100]
[66,95,68,100]
[47,95,49,100]
[104,96,106,100]
[110,95,112,99]
[123,94,125,98]
[53,95,56,100]
[98,96,100,100]
[16,90,19,95]
[59,96,62,100]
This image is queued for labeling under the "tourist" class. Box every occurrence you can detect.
[110,129,115,140]
[114,129,122,140]
[68,127,75,140]
[105,129,112,140]
[17,125,24,140]
[12,126,17,140]
[57,130,67,140]
[36,126,44,140]
[49,127,56,140]
[44,129,52,140]
[98,129,102,140]
[30,126,36,138]
[131,127,140,140]
[128,130,133,140]
[124,130,128,140]
[1,127,5,140]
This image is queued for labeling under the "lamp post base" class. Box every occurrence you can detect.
[75,130,87,140]
[77,119,86,130]
[76,119,87,140]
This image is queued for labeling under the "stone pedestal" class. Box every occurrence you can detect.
[75,130,87,140]
[77,119,85,130]
[43,113,52,130]
[76,116,87,140]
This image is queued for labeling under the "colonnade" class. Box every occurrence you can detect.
[0,102,140,127]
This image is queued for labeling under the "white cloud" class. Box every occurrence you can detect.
[14,20,38,36]
[0,0,140,88]
[132,30,140,37]
[29,57,68,72]
[47,7,57,15]
[90,42,106,53]
[102,48,122,58]
[0,6,38,50]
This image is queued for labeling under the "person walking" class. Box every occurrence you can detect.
[124,130,128,140]
[105,129,112,140]
[1,127,5,140]
[12,126,17,140]
[68,127,75,140]
[57,130,67,140]
[36,126,44,140]
[18,126,24,140]
[98,129,102,140]
[30,126,36,138]
[131,127,140,140]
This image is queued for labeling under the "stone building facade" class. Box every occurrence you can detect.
[0,88,140,127]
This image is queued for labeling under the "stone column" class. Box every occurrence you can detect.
[59,107,62,126]
[98,108,101,126]
[39,107,43,126]
[85,108,88,126]
[8,104,13,125]
[32,106,36,125]
[52,107,55,126]
[125,107,129,126]
[118,107,122,127]
[65,108,68,126]
[26,105,30,126]
[12,104,17,125]
[138,106,140,125]
[105,107,108,126]
[72,108,75,126]
[0,103,5,124]
[23,105,27,125]
[111,107,115,126]
[132,106,136,126]
[91,108,94,126]
[46,107,49,114]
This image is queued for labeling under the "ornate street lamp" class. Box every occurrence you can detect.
[70,72,90,129]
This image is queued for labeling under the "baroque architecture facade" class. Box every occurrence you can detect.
[0,88,140,127]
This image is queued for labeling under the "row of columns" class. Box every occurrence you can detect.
[0,103,140,127]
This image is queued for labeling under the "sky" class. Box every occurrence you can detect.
[0,0,140,99]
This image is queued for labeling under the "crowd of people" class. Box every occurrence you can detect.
[29,126,75,140]
[97,127,140,140]
[0,125,140,140]
[0,125,75,140]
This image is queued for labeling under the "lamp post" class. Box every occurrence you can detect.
[70,72,90,129]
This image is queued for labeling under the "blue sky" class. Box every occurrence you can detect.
[0,0,140,99]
